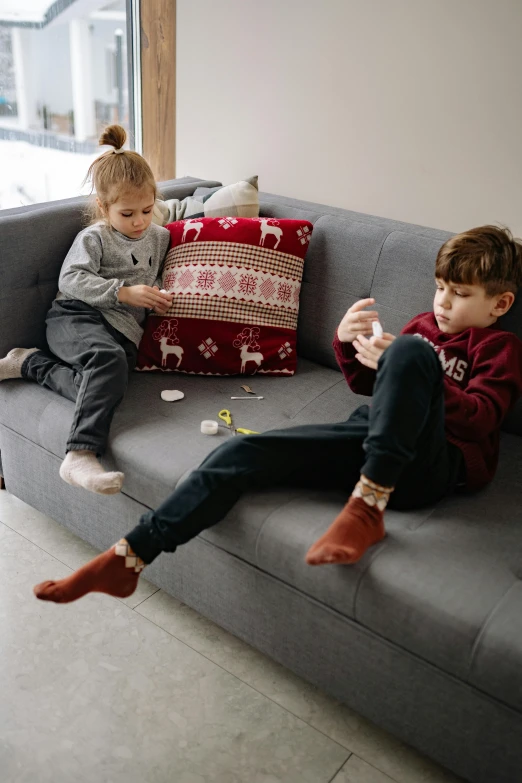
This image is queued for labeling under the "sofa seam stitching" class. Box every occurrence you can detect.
[368,231,393,299]
[288,378,350,420]
[252,494,306,568]
[467,581,519,678]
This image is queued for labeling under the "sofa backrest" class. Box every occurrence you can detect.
[259,191,522,436]
[1,180,521,435]
[0,177,221,357]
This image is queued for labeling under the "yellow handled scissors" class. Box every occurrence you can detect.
[218,409,233,430]
[218,409,259,436]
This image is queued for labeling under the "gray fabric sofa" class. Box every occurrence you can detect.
[2,177,522,783]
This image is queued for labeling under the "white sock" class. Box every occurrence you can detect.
[59,450,124,495]
[0,348,38,381]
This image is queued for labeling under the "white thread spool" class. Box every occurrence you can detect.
[201,420,219,435]
[372,321,383,338]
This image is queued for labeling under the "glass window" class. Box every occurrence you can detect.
[0,0,130,210]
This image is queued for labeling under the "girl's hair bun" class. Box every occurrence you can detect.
[99,124,127,151]
[84,123,156,226]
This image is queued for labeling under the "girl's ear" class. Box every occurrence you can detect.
[96,197,106,216]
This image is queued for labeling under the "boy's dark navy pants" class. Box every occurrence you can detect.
[21,299,137,455]
[127,335,464,564]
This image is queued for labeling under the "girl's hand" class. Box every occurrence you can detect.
[118,285,172,311]
[337,298,379,343]
[151,286,173,315]
[353,333,396,370]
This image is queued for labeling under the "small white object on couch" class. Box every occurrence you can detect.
[200,420,219,435]
[160,389,185,402]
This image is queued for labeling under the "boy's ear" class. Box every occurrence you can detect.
[491,291,515,317]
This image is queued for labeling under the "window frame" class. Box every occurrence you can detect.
[126,0,176,182]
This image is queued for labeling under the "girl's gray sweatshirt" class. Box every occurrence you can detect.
[56,221,171,346]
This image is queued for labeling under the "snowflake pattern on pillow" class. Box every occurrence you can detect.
[137,216,313,376]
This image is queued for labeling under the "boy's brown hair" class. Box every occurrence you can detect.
[435,225,522,297]
[84,124,157,224]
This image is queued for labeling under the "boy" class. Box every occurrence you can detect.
[34,225,522,603]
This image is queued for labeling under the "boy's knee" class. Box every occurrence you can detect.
[222,434,257,458]
[381,334,441,373]
[205,434,260,469]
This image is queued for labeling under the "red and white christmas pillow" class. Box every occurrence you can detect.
[136,216,313,376]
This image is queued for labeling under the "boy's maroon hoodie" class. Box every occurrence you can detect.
[333,312,522,490]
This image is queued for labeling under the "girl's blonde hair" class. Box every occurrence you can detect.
[84,125,157,224]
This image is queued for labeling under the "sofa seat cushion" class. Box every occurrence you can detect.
[0,358,358,510]
[3,360,522,711]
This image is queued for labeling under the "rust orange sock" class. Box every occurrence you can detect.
[306,495,386,565]
[33,540,144,604]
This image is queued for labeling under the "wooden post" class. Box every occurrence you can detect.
[140,0,176,181]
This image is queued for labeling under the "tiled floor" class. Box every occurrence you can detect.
[0,490,463,783]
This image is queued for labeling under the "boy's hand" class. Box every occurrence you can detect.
[337,298,379,343]
[353,333,396,370]
[118,285,173,312]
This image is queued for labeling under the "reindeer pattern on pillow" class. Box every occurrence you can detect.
[137,216,313,376]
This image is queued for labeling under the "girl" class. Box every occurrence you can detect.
[0,125,172,495]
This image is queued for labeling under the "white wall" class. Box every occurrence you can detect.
[176,0,522,235]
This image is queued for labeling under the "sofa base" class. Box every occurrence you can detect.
[2,424,522,783]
